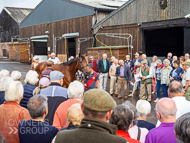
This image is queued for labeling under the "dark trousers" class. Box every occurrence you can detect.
[156,80,164,98]
[162,84,169,97]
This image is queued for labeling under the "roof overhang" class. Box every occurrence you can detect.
[30,35,49,42]
[62,32,79,38]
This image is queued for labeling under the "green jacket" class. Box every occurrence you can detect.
[55,117,128,143]
[141,66,152,84]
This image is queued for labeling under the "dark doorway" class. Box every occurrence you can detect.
[144,27,184,57]
[33,42,47,55]
[67,38,76,59]
[3,49,6,57]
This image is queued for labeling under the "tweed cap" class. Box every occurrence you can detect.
[182,62,190,66]
[83,89,117,112]
[142,60,148,64]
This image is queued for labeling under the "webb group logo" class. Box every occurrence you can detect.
[8,119,49,134]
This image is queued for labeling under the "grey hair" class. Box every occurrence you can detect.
[164,59,170,64]
[174,113,190,143]
[0,77,14,91]
[122,101,139,126]
[103,53,107,57]
[186,59,190,63]
[51,52,55,56]
[27,94,48,119]
[173,56,178,60]
[11,71,22,81]
[134,62,140,66]
[24,70,39,85]
[156,59,162,65]
[135,52,139,56]
[119,59,124,64]
[114,59,118,62]
[109,105,134,131]
[0,69,10,77]
[185,53,189,56]
[67,80,84,99]
[136,100,151,118]
[126,55,130,58]
[142,54,146,58]
[169,81,183,95]
[168,52,172,56]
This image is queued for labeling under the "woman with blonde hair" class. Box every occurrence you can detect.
[151,56,157,94]
[31,57,39,70]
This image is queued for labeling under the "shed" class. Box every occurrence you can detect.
[92,0,190,59]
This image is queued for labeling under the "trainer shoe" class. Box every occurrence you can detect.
[154,98,159,103]
[128,94,133,97]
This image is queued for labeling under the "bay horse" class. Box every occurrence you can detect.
[34,54,87,88]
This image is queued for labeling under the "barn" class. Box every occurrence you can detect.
[19,0,127,62]
[91,0,190,60]
[0,7,33,59]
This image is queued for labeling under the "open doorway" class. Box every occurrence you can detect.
[33,42,48,62]
[144,27,184,57]
[67,38,76,59]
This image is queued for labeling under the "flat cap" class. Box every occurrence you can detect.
[141,60,148,64]
[182,62,190,66]
[83,89,117,112]
[50,71,64,81]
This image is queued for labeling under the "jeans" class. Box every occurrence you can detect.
[99,73,108,90]
[156,80,164,98]
[162,84,169,97]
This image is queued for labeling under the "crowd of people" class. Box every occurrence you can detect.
[0,51,190,143]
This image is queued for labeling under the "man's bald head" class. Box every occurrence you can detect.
[156,98,177,122]
[168,81,183,97]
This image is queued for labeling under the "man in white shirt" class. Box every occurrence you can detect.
[48,52,61,64]
[156,81,190,127]
[181,62,190,101]
[139,59,152,101]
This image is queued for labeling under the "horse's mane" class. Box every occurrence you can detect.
[62,57,78,66]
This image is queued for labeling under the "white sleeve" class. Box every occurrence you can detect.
[146,67,152,78]
[139,68,142,77]
[57,57,61,63]
[156,120,161,127]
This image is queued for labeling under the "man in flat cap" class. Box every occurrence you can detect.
[139,60,152,101]
[181,62,190,101]
[39,71,68,125]
[55,89,128,143]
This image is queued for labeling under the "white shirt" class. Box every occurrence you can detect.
[139,66,152,79]
[128,125,149,143]
[156,96,190,127]
[48,57,60,64]
[182,68,190,87]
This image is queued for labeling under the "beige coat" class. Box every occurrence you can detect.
[109,64,118,77]
[161,66,172,86]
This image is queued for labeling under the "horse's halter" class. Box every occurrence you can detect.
[77,57,87,73]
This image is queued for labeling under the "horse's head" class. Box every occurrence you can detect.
[77,53,88,75]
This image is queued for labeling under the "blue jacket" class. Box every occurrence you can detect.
[169,66,184,81]
[115,65,131,82]
[131,58,143,68]
[20,83,37,109]
[0,91,5,105]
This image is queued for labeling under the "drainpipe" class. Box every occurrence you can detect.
[91,9,98,47]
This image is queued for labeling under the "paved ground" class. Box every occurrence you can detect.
[0,59,158,125]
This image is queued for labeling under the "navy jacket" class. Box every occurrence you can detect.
[115,65,131,82]
[0,91,5,105]
[97,59,109,73]
[169,66,184,81]
[20,83,37,108]
[131,58,143,68]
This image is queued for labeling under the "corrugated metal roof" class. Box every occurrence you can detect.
[3,7,33,24]
[68,0,126,10]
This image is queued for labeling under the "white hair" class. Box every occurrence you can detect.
[5,81,23,102]
[126,55,130,58]
[134,62,140,66]
[173,56,177,60]
[164,59,170,64]
[135,52,139,56]
[168,52,172,56]
[114,59,118,62]
[186,59,190,63]
[24,70,39,85]
[67,80,84,99]
[111,56,115,59]
[51,52,55,56]
[11,71,22,81]
[103,53,107,57]
[142,54,146,58]
[0,77,14,91]
[136,100,151,118]
[33,56,38,61]
[0,69,10,77]
[119,59,124,64]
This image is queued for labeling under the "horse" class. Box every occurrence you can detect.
[34,54,88,88]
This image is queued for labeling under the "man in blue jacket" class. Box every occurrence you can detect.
[116,60,131,99]
[131,52,143,69]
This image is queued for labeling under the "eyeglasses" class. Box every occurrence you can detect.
[167,56,171,57]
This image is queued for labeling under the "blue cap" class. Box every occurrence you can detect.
[50,71,64,81]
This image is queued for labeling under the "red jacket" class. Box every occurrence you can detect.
[117,130,141,143]
[88,59,98,72]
